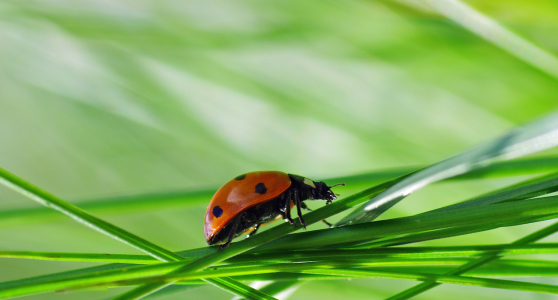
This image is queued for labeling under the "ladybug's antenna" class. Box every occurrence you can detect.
[328,183,345,188]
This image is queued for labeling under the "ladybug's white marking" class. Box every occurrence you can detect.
[303,178,316,188]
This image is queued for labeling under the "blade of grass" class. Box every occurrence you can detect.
[348,172,558,248]
[355,223,509,248]
[143,260,558,285]
[259,196,558,251]
[110,277,269,300]
[143,285,199,299]
[429,171,558,213]
[64,262,558,296]
[1,206,553,299]
[2,156,558,229]
[0,166,276,300]
[112,171,414,299]
[3,172,556,299]
[115,169,552,298]
[0,245,215,294]
[0,260,194,299]
[337,111,558,227]
[360,212,557,249]
[111,284,171,300]
[387,221,558,300]
[0,168,407,228]
[0,174,430,299]
[0,251,161,264]
[448,156,558,179]
[115,259,558,286]
[0,189,212,228]
[5,243,558,264]
[239,280,300,300]
[419,0,558,79]
[232,260,558,280]
[232,243,558,263]
[3,248,558,299]
[3,169,554,297]
[302,268,558,295]
[107,193,558,299]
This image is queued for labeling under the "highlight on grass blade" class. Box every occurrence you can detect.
[336,111,558,227]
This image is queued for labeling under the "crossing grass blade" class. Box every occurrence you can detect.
[2,156,558,229]
[4,162,558,299]
[5,243,558,264]
[0,167,276,300]
[46,263,558,296]
[336,111,558,227]
[3,193,558,298]
[387,221,558,300]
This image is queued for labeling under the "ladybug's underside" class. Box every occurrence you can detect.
[207,196,287,245]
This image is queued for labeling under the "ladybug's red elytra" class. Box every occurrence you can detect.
[204,171,344,249]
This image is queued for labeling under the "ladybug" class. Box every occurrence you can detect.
[204,171,344,249]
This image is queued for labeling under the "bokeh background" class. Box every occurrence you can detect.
[2,0,558,299]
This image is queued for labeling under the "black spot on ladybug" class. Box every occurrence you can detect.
[213,206,223,218]
[235,174,246,180]
[255,183,267,194]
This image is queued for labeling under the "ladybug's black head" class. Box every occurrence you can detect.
[288,174,344,204]
[311,181,344,204]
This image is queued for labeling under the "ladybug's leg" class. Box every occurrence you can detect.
[283,191,296,227]
[293,190,306,229]
[245,223,260,239]
[219,212,245,250]
[300,202,333,228]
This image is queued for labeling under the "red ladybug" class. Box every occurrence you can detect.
[204,171,343,249]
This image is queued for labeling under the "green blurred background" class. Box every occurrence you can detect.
[1,0,558,299]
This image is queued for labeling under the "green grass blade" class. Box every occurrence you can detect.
[0,167,177,262]
[5,245,558,267]
[356,212,557,249]
[3,251,557,299]
[3,166,556,299]
[0,251,161,264]
[2,193,554,299]
[209,277,278,300]
[303,268,558,295]
[0,189,213,228]
[231,261,558,280]
[105,194,558,299]
[337,112,558,227]
[0,261,191,299]
[388,221,558,300]
[420,0,558,79]
[246,280,300,300]
[60,263,558,296]
[4,170,556,298]
[346,172,558,248]
[448,156,558,179]
[108,171,410,299]
[260,196,558,251]
[0,166,275,300]
[2,156,558,229]
[356,223,508,248]
[97,170,419,299]
[234,244,558,262]
[113,278,277,300]
[111,284,171,300]
[5,243,558,264]
[430,172,558,213]
[143,285,200,299]
[120,186,558,297]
